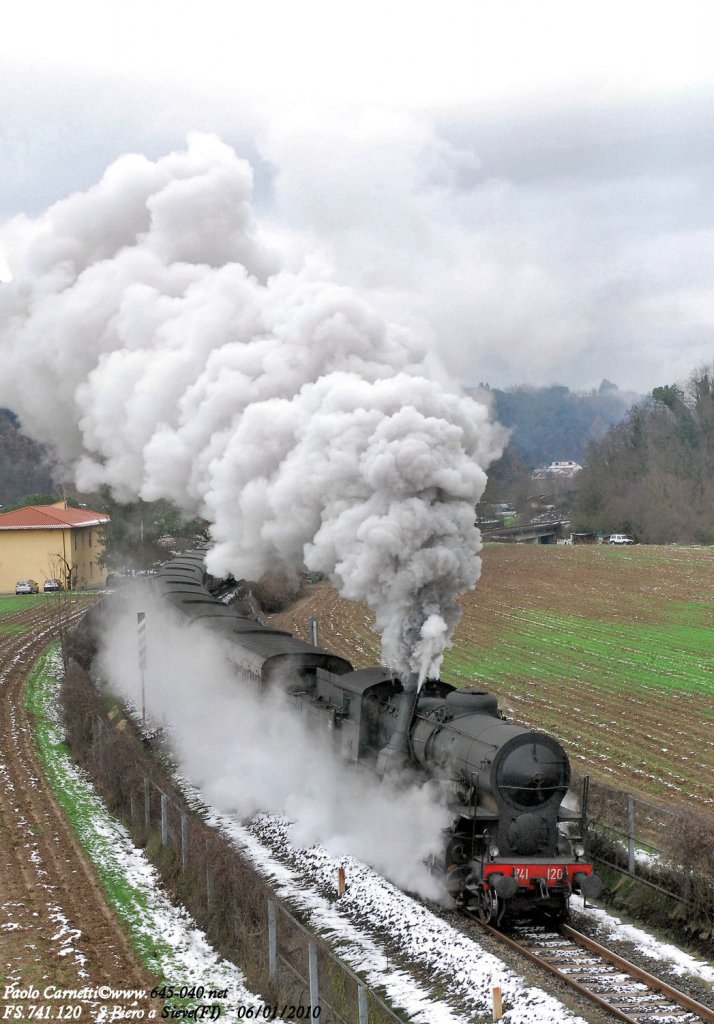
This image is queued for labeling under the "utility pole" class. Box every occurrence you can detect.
[138,612,147,723]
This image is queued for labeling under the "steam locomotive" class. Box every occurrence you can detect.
[153,552,602,925]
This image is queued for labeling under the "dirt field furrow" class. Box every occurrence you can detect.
[269,544,714,816]
[0,601,156,1013]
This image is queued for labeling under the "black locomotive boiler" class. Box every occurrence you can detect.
[153,552,602,925]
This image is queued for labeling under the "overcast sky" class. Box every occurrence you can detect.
[2,0,713,393]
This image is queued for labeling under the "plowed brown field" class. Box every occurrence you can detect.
[269,543,714,816]
[0,597,157,1016]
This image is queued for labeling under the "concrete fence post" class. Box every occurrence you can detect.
[357,984,368,1024]
[627,794,636,875]
[267,900,277,986]
[205,838,213,903]
[181,813,188,871]
[161,792,168,847]
[308,940,319,1012]
[144,777,150,830]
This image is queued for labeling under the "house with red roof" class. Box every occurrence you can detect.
[0,500,110,593]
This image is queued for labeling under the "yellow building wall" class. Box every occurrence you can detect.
[69,524,108,591]
[0,526,108,593]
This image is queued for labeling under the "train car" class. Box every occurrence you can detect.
[153,553,602,924]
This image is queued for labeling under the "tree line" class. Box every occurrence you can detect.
[0,409,55,505]
[573,364,714,543]
[4,364,712,550]
[476,379,640,466]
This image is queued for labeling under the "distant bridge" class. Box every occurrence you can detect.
[480,519,570,544]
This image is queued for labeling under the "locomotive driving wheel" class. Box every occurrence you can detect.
[478,886,499,924]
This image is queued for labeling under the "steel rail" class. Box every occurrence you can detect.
[560,924,714,1023]
[465,913,714,1024]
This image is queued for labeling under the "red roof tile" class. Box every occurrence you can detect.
[0,504,110,531]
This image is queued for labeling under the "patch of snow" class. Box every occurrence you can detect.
[41,647,262,1020]
[579,904,714,985]
[196,800,589,1024]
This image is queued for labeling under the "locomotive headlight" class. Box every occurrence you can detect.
[489,844,500,859]
[574,843,585,860]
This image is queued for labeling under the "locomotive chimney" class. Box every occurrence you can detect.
[376,673,420,775]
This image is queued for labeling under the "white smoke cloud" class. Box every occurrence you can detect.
[98,594,451,898]
[0,132,505,677]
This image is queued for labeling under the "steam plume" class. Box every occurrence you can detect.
[0,133,504,678]
[99,595,451,898]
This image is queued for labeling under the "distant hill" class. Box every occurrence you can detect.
[0,409,56,505]
[471,380,641,467]
[2,381,639,510]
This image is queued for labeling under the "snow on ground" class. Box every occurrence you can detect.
[41,649,262,1021]
[204,812,472,1024]
[195,801,590,1024]
[201,799,714,1021]
[578,903,714,986]
[41,645,713,1023]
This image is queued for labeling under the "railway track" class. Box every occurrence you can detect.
[469,914,714,1024]
[0,598,157,1003]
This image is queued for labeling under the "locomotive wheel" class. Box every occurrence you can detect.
[478,886,499,925]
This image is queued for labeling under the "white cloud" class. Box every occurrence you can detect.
[0,1,713,394]
[3,1,714,107]
[260,99,714,391]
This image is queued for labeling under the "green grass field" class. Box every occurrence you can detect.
[446,607,714,696]
[276,543,714,813]
[0,594,52,613]
[442,544,714,811]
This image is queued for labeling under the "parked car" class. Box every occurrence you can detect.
[15,579,39,594]
[609,533,635,545]
[43,578,62,592]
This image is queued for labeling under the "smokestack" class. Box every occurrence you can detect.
[376,673,420,776]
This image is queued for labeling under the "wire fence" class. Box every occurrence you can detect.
[588,788,680,895]
[585,779,714,921]
[82,698,406,1024]
[65,650,713,992]
[131,758,695,909]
